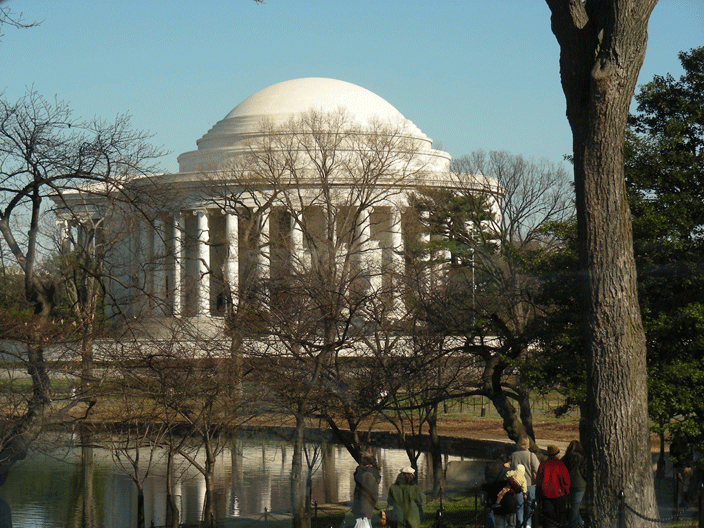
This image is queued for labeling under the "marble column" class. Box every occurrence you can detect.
[418,210,435,289]
[225,212,239,300]
[359,207,383,292]
[369,238,382,292]
[153,216,167,314]
[195,209,210,316]
[291,214,306,272]
[390,207,404,270]
[390,206,404,312]
[357,206,372,270]
[258,212,270,282]
[172,212,184,316]
[56,218,71,254]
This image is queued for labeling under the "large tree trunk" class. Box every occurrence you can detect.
[481,354,531,443]
[545,1,659,525]
[516,387,536,440]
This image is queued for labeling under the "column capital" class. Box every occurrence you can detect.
[192,207,209,217]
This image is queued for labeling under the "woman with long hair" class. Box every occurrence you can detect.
[562,441,586,527]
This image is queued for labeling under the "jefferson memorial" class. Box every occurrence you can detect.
[59,78,500,325]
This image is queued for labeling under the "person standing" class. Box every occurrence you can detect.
[562,441,586,527]
[511,436,540,528]
[536,445,570,528]
[353,452,381,528]
[387,466,425,528]
[483,452,516,528]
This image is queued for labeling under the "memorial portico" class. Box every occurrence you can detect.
[135,201,406,318]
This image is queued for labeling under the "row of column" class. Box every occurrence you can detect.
[139,206,404,318]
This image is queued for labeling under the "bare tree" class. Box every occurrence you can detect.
[450,150,572,333]
[0,2,39,41]
[106,317,261,528]
[107,410,167,528]
[205,109,432,528]
[545,1,659,522]
[0,89,162,484]
[408,150,572,446]
[361,312,465,497]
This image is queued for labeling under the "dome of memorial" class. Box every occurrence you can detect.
[177,78,434,173]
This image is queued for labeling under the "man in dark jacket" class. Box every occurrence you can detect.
[353,452,381,528]
[483,451,515,528]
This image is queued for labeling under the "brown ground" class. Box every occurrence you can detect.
[350,414,581,445]
[437,416,579,443]
[433,415,662,452]
[252,412,658,452]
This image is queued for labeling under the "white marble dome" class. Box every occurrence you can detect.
[224,78,419,131]
[177,78,438,173]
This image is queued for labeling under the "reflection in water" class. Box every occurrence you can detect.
[0,433,466,528]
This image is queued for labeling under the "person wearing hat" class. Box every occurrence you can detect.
[536,445,570,528]
[386,466,425,528]
[352,451,381,528]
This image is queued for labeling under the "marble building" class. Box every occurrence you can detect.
[57,78,501,325]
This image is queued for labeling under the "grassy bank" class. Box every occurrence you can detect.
[306,494,486,528]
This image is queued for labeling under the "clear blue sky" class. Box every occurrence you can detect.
[2,0,702,174]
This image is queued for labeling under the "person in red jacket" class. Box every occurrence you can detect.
[536,445,570,528]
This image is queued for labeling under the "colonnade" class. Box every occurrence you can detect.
[127,204,406,319]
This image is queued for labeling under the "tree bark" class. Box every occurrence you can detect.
[516,388,535,441]
[202,434,218,528]
[291,413,309,528]
[137,486,145,528]
[481,353,531,443]
[545,1,659,524]
[427,403,444,498]
[176,430,219,527]
[165,448,180,528]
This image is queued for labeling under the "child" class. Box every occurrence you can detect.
[496,464,527,504]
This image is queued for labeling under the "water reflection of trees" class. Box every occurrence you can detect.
[9,432,439,528]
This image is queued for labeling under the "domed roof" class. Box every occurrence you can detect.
[224,78,410,127]
[178,78,437,173]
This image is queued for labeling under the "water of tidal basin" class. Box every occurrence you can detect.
[0,434,468,528]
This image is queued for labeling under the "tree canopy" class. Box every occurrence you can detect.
[625,46,704,463]
[532,46,704,466]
